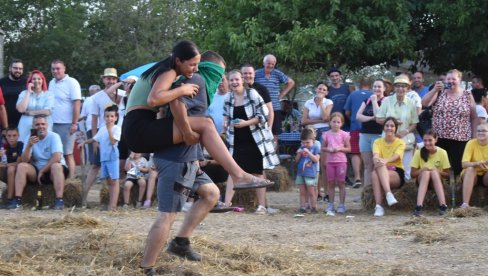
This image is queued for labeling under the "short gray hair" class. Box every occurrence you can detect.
[89,84,101,93]
[263,54,276,64]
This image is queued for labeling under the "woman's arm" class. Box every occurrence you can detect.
[301,108,322,125]
[356,102,373,123]
[321,102,333,122]
[469,94,479,138]
[421,82,443,107]
[147,70,199,107]
[16,90,30,113]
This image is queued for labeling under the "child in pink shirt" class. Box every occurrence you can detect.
[322,112,351,216]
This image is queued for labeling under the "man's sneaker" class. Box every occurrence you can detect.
[54,198,64,210]
[142,200,152,209]
[374,205,385,217]
[136,201,142,208]
[385,192,398,206]
[352,179,362,189]
[336,204,346,214]
[266,207,280,214]
[140,266,155,276]
[255,205,267,215]
[323,195,329,203]
[310,208,318,214]
[122,203,130,209]
[166,239,202,261]
[439,204,448,216]
[6,198,21,210]
[297,208,307,214]
[326,210,336,216]
[413,205,423,217]
[460,202,470,208]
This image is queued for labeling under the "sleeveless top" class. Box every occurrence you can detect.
[432,90,472,141]
[126,77,157,112]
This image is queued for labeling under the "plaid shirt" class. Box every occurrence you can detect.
[224,89,280,169]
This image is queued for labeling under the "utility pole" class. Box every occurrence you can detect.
[0,29,4,78]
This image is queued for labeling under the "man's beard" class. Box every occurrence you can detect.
[10,72,22,80]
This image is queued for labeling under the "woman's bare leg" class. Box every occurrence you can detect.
[173,116,269,186]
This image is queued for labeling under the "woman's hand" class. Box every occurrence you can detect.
[373,157,386,168]
[434,81,444,92]
[27,83,34,91]
[233,120,249,128]
[179,83,199,97]
[370,94,377,102]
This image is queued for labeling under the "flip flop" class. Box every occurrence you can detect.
[233,176,275,190]
[210,206,234,213]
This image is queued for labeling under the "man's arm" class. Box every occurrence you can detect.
[266,103,274,129]
[280,78,295,99]
[70,100,81,134]
[0,105,8,129]
[39,152,62,174]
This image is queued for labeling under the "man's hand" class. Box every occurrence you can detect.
[28,135,39,146]
[37,170,45,185]
[69,124,77,135]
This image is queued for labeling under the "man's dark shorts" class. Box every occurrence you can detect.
[155,158,213,212]
[34,165,69,185]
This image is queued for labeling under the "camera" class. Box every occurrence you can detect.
[444,82,452,90]
[30,128,38,137]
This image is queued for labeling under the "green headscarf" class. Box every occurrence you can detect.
[197,61,225,104]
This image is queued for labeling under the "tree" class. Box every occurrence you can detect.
[411,0,488,81]
[191,0,415,72]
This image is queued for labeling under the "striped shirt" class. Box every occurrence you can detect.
[254,68,290,110]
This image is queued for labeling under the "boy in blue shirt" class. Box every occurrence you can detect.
[2,127,23,207]
[79,105,121,211]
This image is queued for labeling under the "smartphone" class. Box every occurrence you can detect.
[30,128,37,137]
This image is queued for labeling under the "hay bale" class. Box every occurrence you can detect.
[266,165,292,192]
[462,185,488,207]
[450,207,483,217]
[361,181,451,211]
[213,181,255,210]
[100,181,155,206]
[21,180,81,208]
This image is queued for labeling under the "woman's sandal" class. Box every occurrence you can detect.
[233,176,275,190]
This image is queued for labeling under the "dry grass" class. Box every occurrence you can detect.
[450,207,483,218]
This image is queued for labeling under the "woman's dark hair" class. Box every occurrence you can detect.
[141,40,199,84]
[300,127,316,140]
[383,117,399,133]
[420,129,437,162]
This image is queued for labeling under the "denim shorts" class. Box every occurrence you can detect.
[154,158,213,212]
[101,159,119,180]
[295,175,318,186]
[359,133,381,153]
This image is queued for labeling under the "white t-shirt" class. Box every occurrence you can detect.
[80,96,94,132]
[93,125,121,162]
[303,97,333,129]
[89,89,126,129]
[476,104,487,121]
[48,74,82,124]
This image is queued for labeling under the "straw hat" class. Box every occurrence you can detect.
[393,75,410,86]
[101,68,118,78]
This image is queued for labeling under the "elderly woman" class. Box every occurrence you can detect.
[375,74,418,181]
[356,79,387,187]
[371,117,406,217]
[422,69,477,176]
[16,70,54,143]
[459,123,488,208]
[223,70,280,214]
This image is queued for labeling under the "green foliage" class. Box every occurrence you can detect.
[192,0,414,73]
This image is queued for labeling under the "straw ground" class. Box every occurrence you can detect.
[1,185,488,275]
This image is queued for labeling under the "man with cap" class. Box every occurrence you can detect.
[327,67,352,130]
[49,59,82,179]
[81,68,126,207]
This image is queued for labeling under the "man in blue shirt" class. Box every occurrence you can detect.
[327,68,352,130]
[344,77,372,188]
[255,54,295,138]
[413,71,430,98]
[8,115,68,210]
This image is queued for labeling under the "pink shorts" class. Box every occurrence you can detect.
[326,162,347,182]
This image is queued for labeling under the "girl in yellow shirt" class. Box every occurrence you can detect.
[371,117,406,217]
[410,130,450,216]
[460,122,488,208]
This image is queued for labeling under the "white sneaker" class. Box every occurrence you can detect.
[326,210,336,216]
[374,205,385,217]
[182,201,193,213]
[266,207,280,214]
[386,192,398,206]
[255,205,267,215]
